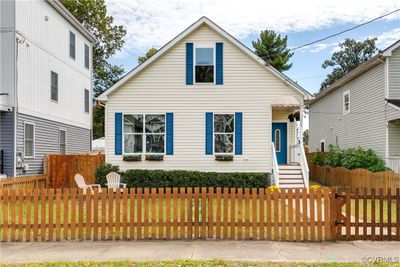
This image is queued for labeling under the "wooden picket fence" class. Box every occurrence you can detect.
[306,153,400,191]
[1,187,334,242]
[0,175,47,190]
[1,187,398,242]
[333,188,400,241]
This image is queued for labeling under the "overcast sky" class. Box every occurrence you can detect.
[106,0,400,94]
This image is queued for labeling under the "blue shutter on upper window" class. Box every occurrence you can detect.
[115,113,122,155]
[166,113,174,155]
[216,42,223,85]
[235,112,242,155]
[205,112,213,155]
[186,43,193,85]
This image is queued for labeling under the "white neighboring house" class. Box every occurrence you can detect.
[308,40,400,173]
[0,0,96,177]
[98,17,312,188]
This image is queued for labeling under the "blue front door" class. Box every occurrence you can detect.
[272,123,287,164]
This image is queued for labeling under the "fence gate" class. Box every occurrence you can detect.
[333,188,400,241]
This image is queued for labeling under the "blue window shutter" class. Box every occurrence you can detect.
[205,112,213,155]
[166,112,174,155]
[235,112,242,155]
[216,42,223,85]
[115,112,122,155]
[186,43,193,85]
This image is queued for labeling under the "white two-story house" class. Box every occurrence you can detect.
[98,17,312,188]
[308,40,400,173]
[0,0,96,177]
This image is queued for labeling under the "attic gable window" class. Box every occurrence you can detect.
[195,45,214,83]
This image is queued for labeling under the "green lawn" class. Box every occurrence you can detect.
[2,260,400,267]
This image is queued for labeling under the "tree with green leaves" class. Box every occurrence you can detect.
[252,30,293,72]
[320,38,379,90]
[138,48,158,64]
[60,0,127,97]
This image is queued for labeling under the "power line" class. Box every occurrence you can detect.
[291,8,400,51]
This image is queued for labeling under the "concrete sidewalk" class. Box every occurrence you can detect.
[1,241,399,264]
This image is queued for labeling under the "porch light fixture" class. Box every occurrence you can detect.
[294,111,300,121]
[288,114,295,122]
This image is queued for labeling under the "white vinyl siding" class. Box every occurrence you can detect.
[388,47,400,99]
[105,25,304,172]
[24,122,35,158]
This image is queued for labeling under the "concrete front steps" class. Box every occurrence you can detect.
[278,165,305,188]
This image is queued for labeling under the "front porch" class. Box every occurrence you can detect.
[387,118,400,173]
[270,96,309,188]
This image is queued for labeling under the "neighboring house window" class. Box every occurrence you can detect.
[84,44,89,69]
[214,114,234,153]
[195,45,214,83]
[320,139,325,152]
[274,129,281,152]
[24,123,35,158]
[343,91,350,114]
[84,89,90,113]
[51,71,58,102]
[123,114,165,154]
[69,31,75,59]
[59,130,66,155]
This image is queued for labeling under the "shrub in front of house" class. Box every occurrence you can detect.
[95,163,121,187]
[312,145,388,172]
[95,164,270,188]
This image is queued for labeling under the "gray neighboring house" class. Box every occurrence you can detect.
[0,0,96,177]
[308,40,400,174]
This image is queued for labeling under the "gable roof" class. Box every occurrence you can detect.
[97,16,312,101]
[46,0,96,43]
[307,39,400,105]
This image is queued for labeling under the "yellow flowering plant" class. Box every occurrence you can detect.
[266,185,281,194]
[310,184,322,192]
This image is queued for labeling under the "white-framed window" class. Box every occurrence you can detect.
[274,129,281,152]
[69,31,75,59]
[123,114,165,154]
[343,91,350,114]
[194,44,215,83]
[24,122,35,158]
[214,113,234,154]
[320,139,326,152]
[59,129,66,155]
[84,89,90,113]
[84,44,89,69]
[50,71,58,102]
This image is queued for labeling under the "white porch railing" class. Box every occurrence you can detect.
[289,143,309,188]
[271,142,280,186]
[386,157,400,174]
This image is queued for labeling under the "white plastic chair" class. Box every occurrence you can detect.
[74,173,102,194]
[106,172,126,191]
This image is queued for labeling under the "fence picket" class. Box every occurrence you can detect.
[129,188,135,240]
[379,188,384,241]
[201,187,207,239]
[172,187,178,239]
[115,188,121,240]
[273,190,279,241]
[223,188,229,239]
[259,189,265,240]
[208,187,214,239]
[309,189,316,241]
[354,188,359,240]
[230,188,236,240]
[237,188,243,240]
[77,189,83,241]
[180,187,185,239]
[280,189,286,241]
[18,189,24,242]
[101,190,107,240]
[10,189,16,241]
[287,189,293,241]
[362,188,367,240]
[144,188,150,239]
[85,189,91,240]
[93,189,99,241]
[345,189,351,241]
[251,188,257,240]
[323,189,330,240]
[137,188,143,240]
[244,188,250,240]
[387,188,392,241]
[151,188,157,240]
[216,187,222,239]
[396,188,400,241]
[63,189,69,241]
[158,188,164,239]
[70,189,76,241]
[187,188,193,239]
[165,188,170,240]
[194,187,199,239]
[2,191,9,241]
[302,189,311,241]
[371,188,376,241]
[316,190,322,242]
[26,190,31,242]
[295,189,300,241]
